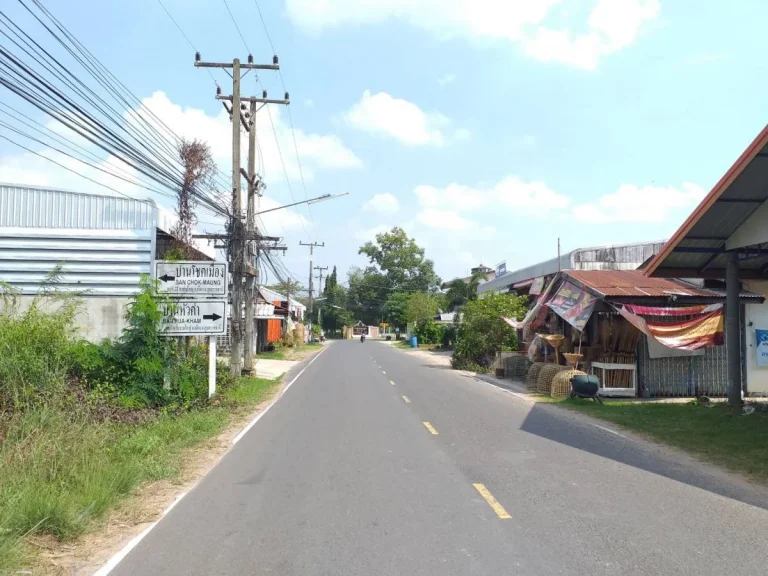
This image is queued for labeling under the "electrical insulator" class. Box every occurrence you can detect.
[248,54,254,64]
[273,55,278,65]
[262,90,267,99]
[284,92,290,101]
[195,51,200,62]
[216,86,222,95]
[241,103,247,110]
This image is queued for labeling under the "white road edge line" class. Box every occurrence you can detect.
[92,346,328,576]
[93,491,187,576]
[232,346,327,445]
[591,423,628,439]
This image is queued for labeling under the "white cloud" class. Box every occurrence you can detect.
[354,223,391,242]
[342,90,466,146]
[363,193,400,214]
[523,0,660,69]
[437,73,456,87]
[286,0,659,70]
[417,208,473,231]
[415,176,571,215]
[572,182,705,223]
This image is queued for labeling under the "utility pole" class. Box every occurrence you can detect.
[243,98,260,375]
[314,265,328,337]
[299,241,324,340]
[194,52,288,378]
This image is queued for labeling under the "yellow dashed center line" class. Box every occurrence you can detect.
[473,483,511,519]
[422,422,438,435]
[402,395,411,403]
[382,370,387,375]
[390,380,396,386]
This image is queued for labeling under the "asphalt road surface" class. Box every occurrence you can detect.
[111,340,768,575]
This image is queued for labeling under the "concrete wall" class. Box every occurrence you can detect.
[7,295,130,342]
[744,281,768,394]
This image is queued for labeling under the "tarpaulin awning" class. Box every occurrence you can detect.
[500,276,560,330]
[546,281,597,331]
[615,303,724,350]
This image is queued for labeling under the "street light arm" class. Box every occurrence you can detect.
[255,193,348,216]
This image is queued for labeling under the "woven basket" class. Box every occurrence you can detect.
[505,355,532,380]
[551,369,587,398]
[536,364,568,395]
[526,362,545,390]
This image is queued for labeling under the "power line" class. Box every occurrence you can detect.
[221,0,251,54]
[155,0,218,87]
[249,0,316,234]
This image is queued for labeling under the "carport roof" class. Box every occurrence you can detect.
[645,125,768,279]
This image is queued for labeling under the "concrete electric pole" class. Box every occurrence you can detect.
[299,241,324,340]
[314,265,328,337]
[194,52,288,377]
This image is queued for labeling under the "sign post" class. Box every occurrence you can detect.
[208,336,217,398]
[154,261,228,398]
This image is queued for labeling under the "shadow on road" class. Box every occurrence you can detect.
[519,402,768,511]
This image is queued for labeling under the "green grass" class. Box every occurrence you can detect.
[0,375,282,572]
[556,399,768,482]
[256,342,323,360]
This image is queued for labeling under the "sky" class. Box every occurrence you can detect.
[2,0,768,286]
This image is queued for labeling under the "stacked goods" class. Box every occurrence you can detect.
[505,355,531,380]
[526,362,545,390]
[537,364,568,395]
[551,369,587,398]
[596,314,641,389]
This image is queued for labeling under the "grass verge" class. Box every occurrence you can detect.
[256,342,323,360]
[556,398,768,483]
[0,375,282,572]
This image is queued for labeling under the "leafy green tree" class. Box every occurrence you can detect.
[345,267,386,325]
[382,292,409,329]
[406,292,441,323]
[359,227,441,293]
[452,293,528,370]
[444,271,488,311]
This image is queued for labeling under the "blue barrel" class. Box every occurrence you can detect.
[410,335,418,348]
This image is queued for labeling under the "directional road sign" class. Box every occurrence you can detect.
[159,300,227,336]
[154,261,228,297]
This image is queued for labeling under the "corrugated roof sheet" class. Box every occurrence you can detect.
[645,125,768,277]
[564,270,718,298]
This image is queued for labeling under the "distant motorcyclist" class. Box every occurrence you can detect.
[360,333,366,343]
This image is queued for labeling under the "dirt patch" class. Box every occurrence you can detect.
[34,383,286,576]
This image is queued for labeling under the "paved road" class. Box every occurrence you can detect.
[112,340,768,575]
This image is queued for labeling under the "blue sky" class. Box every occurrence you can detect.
[2,0,768,285]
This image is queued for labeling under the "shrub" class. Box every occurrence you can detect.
[413,318,445,345]
[452,294,527,370]
[0,283,81,410]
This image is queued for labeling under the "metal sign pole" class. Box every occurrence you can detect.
[209,335,217,397]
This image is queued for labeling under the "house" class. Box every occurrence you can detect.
[644,123,768,397]
[0,183,213,340]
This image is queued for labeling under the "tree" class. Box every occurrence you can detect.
[452,293,528,370]
[324,266,338,296]
[171,139,216,258]
[444,271,487,311]
[345,266,386,326]
[267,279,305,306]
[382,292,409,329]
[359,227,441,292]
[406,292,441,323]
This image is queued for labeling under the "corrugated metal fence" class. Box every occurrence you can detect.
[0,184,156,296]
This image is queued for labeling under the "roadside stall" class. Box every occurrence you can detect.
[504,270,759,398]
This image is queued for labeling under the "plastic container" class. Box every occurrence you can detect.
[410,335,418,348]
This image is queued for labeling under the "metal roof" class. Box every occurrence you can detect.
[478,240,666,294]
[564,270,715,298]
[564,270,762,301]
[644,125,768,279]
